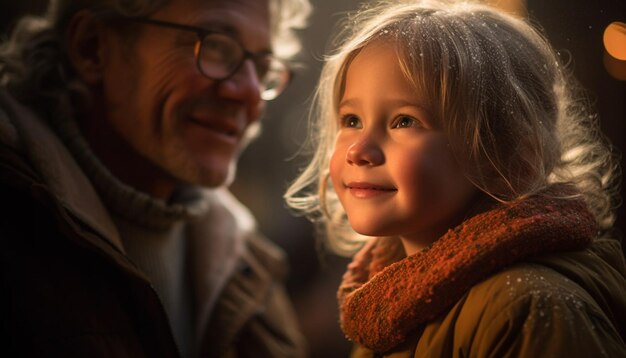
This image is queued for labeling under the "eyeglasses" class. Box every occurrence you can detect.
[127,17,292,100]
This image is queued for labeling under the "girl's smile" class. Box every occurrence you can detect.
[344,181,397,199]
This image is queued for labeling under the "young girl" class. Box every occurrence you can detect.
[285,0,626,356]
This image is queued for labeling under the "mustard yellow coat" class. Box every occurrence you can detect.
[350,238,626,357]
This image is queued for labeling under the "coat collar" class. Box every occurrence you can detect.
[338,186,597,353]
[0,89,124,251]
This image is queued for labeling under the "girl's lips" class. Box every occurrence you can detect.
[345,182,397,199]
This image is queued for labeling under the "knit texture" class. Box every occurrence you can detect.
[338,185,597,353]
[49,112,209,229]
[50,114,210,358]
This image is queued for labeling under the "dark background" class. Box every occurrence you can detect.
[2,1,624,357]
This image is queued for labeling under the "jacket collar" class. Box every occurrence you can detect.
[0,89,124,251]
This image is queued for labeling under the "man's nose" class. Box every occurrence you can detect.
[346,136,384,166]
[216,59,262,106]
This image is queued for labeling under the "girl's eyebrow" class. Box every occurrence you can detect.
[338,98,359,109]
[386,99,428,110]
[339,97,428,111]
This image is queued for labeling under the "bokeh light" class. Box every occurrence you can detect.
[604,51,626,81]
[604,21,626,60]
[603,22,626,81]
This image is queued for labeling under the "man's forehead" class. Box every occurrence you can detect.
[173,0,269,18]
[163,0,271,48]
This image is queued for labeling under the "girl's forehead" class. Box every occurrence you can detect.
[340,39,434,104]
[337,40,439,125]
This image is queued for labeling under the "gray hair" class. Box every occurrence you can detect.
[0,0,311,120]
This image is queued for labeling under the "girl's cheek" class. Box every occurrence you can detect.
[329,148,343,184]
[329,137,350,193]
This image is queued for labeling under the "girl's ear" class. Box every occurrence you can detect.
[66,10,108,85]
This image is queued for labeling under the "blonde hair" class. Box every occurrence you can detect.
[0,0,311,122]
[285,0,620,256]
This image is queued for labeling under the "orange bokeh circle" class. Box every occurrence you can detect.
[604,22,626,61]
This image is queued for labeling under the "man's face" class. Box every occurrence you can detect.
[100,0,269,193]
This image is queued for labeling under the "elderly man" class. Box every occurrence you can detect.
[0,0,310,356]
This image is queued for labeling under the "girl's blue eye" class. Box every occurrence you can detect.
[341,115,362,128]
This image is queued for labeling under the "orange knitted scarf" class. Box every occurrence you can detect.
[338,186,596,353]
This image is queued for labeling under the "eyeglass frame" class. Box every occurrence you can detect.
[123,17,293,100]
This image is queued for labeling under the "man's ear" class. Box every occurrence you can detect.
[66,10,108,85]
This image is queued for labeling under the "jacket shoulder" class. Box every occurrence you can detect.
[244,230,288,279]
[198,189,305,357]
[446,262,626,357]
[206,188,288,276]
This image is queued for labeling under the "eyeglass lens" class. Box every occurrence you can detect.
[198,34,290,100]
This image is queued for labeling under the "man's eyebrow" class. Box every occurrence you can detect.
[196,21,239,37]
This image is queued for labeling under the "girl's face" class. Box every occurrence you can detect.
[329,41,477,253]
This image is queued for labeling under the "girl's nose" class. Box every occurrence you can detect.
[346,138,384,166]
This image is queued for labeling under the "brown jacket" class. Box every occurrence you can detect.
[341,193,626,358]
[0,90,305,357]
